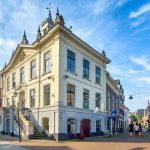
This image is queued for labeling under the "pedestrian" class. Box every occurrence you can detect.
[129,122,134,137]
[134,122,139,137]
[138,123,142,137]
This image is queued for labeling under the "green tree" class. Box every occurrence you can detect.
[138,114,143,123]
[130,114,138,122]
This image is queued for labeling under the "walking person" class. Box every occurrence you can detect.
[134,122,139,137]
[138,123,142,137]
[129,122,134,137]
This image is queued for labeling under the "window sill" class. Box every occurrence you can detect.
[30,76,38,81]
[82,77,91,82]
[42,71,51,76]
[95,82,102,86]
[66,70,77,76]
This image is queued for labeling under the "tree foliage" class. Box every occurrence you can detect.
[130,114,138,122]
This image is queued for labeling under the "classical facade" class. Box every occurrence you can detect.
[0,8,111,140]
[0,74,2,108]
[106,72,126,133]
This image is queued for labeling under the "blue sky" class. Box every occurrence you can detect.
[0,0,150,112]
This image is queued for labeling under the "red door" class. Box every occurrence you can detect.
[81,119,91,137]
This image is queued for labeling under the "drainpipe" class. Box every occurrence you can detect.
[38,46,41,130]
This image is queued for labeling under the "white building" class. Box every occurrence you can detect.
[0,8,111,140]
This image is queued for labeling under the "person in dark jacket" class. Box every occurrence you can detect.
[129,122,134,137]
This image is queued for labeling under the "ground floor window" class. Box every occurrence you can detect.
[96,120,101,132]
[107,117,111,131]
[42,117,49,131]
[67,119,76,134]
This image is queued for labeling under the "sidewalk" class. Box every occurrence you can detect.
[0,132,150,150]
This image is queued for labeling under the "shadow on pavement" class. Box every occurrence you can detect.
[22,146,72,150]
[128,147,146,150]
[67,132,150,143]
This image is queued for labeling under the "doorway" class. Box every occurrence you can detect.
[5,118,10,135]
[80,119,91,137]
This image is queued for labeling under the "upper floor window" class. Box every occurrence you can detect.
[112,95,115,110]
[30,89,35,108]
[12,96,15,106]
[31,60,36,79]
[44,51,50,73]
[12,72,16,88]
[7,98,10,107]
[83,59,89,79]
[44,84,50,106]
[83,89,89,109]
[96,66,101,84]
[20,67,25,83]
[67,50,75,73]
[107,91,111,111]
[95,93,101,110]
[67,84,75,107]
[7,77,10,91]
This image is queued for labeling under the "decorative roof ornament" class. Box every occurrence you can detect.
[46,3,53,22]
[4,61,6,68]
[36,25,42,41]
[54,7,65,25]
[56,7,60,16]
[11,49,15,58]
[21,30,28,44]
[102,50,106,57]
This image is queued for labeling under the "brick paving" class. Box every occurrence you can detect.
[0,132,150,150]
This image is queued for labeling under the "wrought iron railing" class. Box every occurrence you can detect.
[14,110,26,134]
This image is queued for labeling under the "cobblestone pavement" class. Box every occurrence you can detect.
[0,132,150,150]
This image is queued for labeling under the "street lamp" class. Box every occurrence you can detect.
[13,91,21,142]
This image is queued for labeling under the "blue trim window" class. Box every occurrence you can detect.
[83,59,89,79]
[67,50,75,73]
[96,66,101,84]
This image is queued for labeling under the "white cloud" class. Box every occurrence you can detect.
[115,0,129,7]
[0,37,17,55]
[91,0,115,15]
[129,3,150,18]
[130,17,145,28]
[136,77,150,84]
[130,55,150,70]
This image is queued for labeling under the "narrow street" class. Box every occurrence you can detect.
[0,132,150,150]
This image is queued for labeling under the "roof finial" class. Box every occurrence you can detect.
[4,61,6,68]
[56,7,60,16]
[102,50,106,57]
[36,25,42,41]
[21,30,28,44]
[46,3,52,21]
[54,7,65,25]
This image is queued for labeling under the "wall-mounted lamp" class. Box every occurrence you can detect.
[48,75,54,81]
[64,75,68,79]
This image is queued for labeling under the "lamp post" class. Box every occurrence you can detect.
[13,91,21,142]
